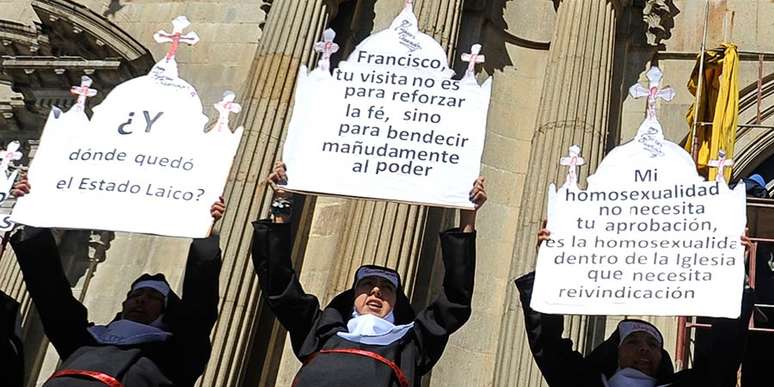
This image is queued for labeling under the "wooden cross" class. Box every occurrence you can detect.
[70,76,97,113]
[214,91,241,132]
[153,16,200,60]
[314,29,339,72]
[560,145,585,189]
[629,66,675,120]
[0,141,22,177]
[461,44,485,77]
[709,149,734,184]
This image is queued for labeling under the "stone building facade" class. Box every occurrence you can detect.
[1,0,773,386]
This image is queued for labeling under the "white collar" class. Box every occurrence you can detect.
[336,311,414,345]
[88,319,172,346]
[603,368,663,387]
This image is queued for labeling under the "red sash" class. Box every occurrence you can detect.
[48,369,124,387]
[296,348,410,387]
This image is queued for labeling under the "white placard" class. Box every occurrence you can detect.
[531,67,747,318]
[11,58,243,238]
[282,5,491,209]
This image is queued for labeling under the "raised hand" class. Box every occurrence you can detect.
[12,175,30,198]
[460,176,487,233]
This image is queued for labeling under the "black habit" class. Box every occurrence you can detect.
[1,290,23,387]
[516,271,752,387]
[10,227,221,387]
[251,220,476,387]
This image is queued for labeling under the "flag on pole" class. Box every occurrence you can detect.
[685,43,739,182]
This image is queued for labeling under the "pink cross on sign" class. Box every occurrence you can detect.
[709,149,734,183]
[461,44,485,75]
[154,16,200,60]
[0,141,22,176]
[314,29,339,72]
[214,91,242,132]
[405,0,413,8]
[629,66,675,120]
[560,145,585,189]
[70,76,97,113]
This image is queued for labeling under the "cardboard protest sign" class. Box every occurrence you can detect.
[282,3,491,209]
[11,17,243,238]
[531,67,747,318]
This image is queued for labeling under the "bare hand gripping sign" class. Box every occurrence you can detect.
[282,2,491,209]
[10,17,243,238]
[531,67,747,318]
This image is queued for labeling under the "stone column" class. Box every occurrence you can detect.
[197,1,329,386]
[493,1,617,386]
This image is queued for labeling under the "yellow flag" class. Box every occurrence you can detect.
[685,43,739,182]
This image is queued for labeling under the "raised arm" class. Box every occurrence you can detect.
[251,161,322,356]
[412,177,484,374]
[164,199,224,385]
[516,271,602,387]
[9,177,91,359]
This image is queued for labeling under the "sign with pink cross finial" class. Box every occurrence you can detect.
[404,0,413,9]
[70,75,97,113]
[213,91,242,132]
[0,141,22,178]
[462,44,485,76]
[560,145,585,190]
[628,66,675,121]
[153,16,200,61]
[709,149,734,184]
[314,29,339,72]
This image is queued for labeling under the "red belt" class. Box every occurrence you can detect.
[297,348,409,387]
[48,369,124,387]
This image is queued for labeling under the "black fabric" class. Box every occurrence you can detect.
[10,227,222,387]
[250,220,476,387]
[0,290,23,387]
[515,271,753,387]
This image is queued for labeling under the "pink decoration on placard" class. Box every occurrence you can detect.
[70,76,97,113]
[709,149,734,184]
[154,16,200,61]
[560,145,586,189]
[629,66,675,120]
[0,141,22,177]
[314,29,340,72]
[213,91,242,132]
[461,44,485,76]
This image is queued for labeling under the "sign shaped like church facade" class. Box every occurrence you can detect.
[11,17,243,238]
[281,3,491,209]
[531,67,747,318]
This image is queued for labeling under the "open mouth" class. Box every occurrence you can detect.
[366,299,383,309]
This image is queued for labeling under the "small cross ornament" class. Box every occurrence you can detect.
[560,145,585,189]
[461,44,485,80]
[214,91,241,132]
[0,141,22,177]
[709,149,734,184]
[70,76,97,113]
[404,0,413,8]
[314,29,339,72]
[629,66,675,120]
[154,16,200,61]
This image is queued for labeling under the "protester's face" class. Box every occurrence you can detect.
[121,287,165,325]
[618,331,663,377]
[353,276,396,318]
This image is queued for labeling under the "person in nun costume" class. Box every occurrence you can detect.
[8,177,224,387]
[515,227,754,387]
[251,162,486,387]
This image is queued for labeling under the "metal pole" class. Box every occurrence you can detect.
[690,0,711,163]
[678,0,711,371]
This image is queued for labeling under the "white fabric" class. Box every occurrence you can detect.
[355,267,400,288]
[88,319,172,346]
[132,280,171,298]
[337,311,414,345]
[618,321,663,347]
[602,368,663,387]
